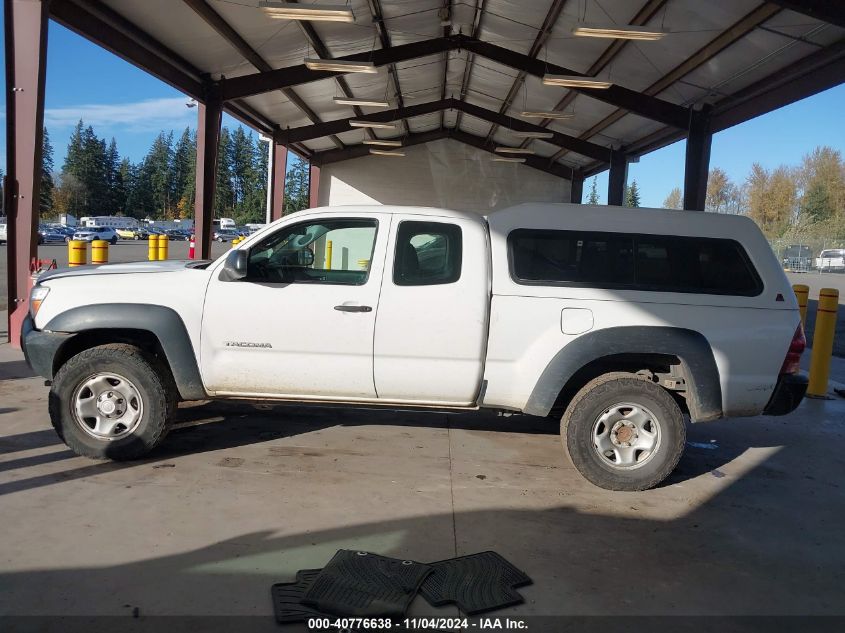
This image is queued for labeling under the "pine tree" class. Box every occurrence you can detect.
[40,127,55,217]
[284,156,310,213]
[215,128,234,217]
[663,187,682,209]
[105,138,122,215]
[625,180,641,207]
[145,132,174,217]
[587,177,599,204]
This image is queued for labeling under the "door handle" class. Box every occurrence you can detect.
[334,304,372,313]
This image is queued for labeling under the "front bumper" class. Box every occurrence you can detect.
[21,314,74,381]
[763,372,808,416]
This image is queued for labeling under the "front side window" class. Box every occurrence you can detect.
[393,221,462,286]
[246,218,378,285]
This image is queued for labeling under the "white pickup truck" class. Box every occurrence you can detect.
[22,203,807,490]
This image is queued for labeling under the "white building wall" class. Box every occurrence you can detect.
[317,138,570,213]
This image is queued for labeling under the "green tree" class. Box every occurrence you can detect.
[284,156,310,213]
[40,127,55,217]
[144,132,174,217]
[663,187,682,209]
[625,179,641,207]
[587,177,600,204]
[215,128,234,217]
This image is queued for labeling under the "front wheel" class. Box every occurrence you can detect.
[49,344,175,460]
[561,373,686,491]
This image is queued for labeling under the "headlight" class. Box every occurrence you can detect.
[30,285,50,318]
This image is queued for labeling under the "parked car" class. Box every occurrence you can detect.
[21,203,807,491]
[815,248,845,272]
[165,229,191,241]
[116,228,149,240]
[781,244,813,272]
[53,226,76,242]
[214,228,239,242]
[37,229,67,245]
[72,227,118,244]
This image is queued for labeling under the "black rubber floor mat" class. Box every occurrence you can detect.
[419,551,532,614]
[270,569,325,624]
[302,550,432,618]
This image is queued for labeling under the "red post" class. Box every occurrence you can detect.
[309,163,321,209]
[194,93,222,260]
[4,0,49,347]
[270,142,288,221]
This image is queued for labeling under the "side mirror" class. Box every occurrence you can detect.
[220,249,248,282]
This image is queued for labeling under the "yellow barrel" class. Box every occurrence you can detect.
[91,240,109,265]
[325,240,333,270]
[68,240,87,267]
[148,234,159,261]
[807,288,840,397]
[792,284,809,329]
[157,234,169,261]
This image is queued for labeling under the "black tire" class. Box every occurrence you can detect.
[134,234,141,240]
[110,237,118,245]
[49,344,175,460]
[561,372,686,491]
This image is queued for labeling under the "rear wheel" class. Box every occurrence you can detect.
[561,373,686,491]
[49,344,174,460]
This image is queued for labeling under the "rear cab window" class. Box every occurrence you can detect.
[393,221,462,286]
[508,229,762,296]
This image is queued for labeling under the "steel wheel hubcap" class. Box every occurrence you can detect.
[592,402,661,470]
[72,372,143,440]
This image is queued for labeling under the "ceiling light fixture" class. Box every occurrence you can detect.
[572,24,666,41]
[542,75,612,89]
[492,156,526,163]
[369,149,405,157]
[362,139,403,147]
[349,120,397,129]
[520,111,575,119]
[259,2,355,23]
[305,58,377,74]
[509,130,554,139]
[494,147,535,155]
[333,96,390,108]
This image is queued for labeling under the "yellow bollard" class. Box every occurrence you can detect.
[792,284,809,329]
[68,240,87,267]
[325,240,333,270]
[807,288,840,398]
[148,234,159,261]
[157,234,169,261]
[91,240,109,265]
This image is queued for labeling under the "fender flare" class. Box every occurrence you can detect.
[45,303,207,401]
[523,326,722,421]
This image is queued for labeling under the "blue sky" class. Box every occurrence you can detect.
[2,19,844,208]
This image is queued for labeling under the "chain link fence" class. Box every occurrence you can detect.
[769,238,845,274]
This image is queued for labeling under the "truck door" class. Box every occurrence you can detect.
[373,214,490,405]
[200,213,388,399]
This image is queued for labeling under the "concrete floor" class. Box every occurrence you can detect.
[1,339,844,631]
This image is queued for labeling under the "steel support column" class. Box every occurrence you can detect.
[570,172,584,204]
[607,151,628,207]
[4,0,49,346]
[684,106,712,211]
[270,143,288,221]
[308,164,321,209]
[194,94,222,259]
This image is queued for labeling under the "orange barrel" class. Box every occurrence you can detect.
[91,240,109,265]
[148,234,159,261]
[68,240,87,267]
[157,234,169,261]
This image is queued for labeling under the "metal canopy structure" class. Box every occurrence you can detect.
[4,0,845,345]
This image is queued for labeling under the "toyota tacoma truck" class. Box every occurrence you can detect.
[21,203,808,490]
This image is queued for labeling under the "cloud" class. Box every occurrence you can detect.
[44,97,196,132]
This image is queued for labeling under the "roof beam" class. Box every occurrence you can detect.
[484,0,569,142]
[312,128,573,180]
[182,0,344,149]
[519,0,667,143]
[766,1,845,29]
[221,34,688,128]
[439,0,454,129]
[454,0,489,129]
[365,0,410,135]
[278,97,610,161]
[549,2,781,161]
